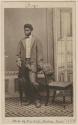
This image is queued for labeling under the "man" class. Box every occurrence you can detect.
[16,24,43,107]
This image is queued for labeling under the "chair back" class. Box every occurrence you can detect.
[42,63,55,85]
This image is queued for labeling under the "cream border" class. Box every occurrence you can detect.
[0,0,77,124]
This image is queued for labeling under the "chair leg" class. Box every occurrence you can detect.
[45,86,49,106]
[71,88,73,103]
[71,95,73,103]
[62,90,66,109]
[18,78,23,106]
[19,90,23,106]
[63,95,66,109]
[52,90,56,103]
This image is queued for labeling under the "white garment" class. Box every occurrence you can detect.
[25,35,32,58]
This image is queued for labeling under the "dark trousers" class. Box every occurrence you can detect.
[18,62,40,103]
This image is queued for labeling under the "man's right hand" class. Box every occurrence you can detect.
[16,58,21,67]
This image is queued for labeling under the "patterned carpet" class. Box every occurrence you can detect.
[5,95,73,117]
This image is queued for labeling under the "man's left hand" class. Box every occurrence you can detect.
[26,64,31,70]
[33,82,39,86]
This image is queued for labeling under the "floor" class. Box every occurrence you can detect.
[5,95,73,117]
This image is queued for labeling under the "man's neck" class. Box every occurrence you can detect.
[26,33,32,37]
[25,34,32,39]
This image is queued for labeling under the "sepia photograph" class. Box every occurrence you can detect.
[0,0,77,124]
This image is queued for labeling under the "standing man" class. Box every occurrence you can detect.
[16,24,43,107]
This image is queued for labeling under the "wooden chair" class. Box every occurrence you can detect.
[42,64,73,108]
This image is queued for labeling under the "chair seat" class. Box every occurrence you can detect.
[48,81,72,89]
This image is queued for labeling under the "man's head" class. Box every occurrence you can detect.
[24,24,33,37]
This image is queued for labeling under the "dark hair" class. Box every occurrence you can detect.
[24,24,33,31]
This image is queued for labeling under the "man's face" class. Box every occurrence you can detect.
[24,27,31,37]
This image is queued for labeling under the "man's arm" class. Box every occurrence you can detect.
[16,41,22,67]
[36,40,43,70]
